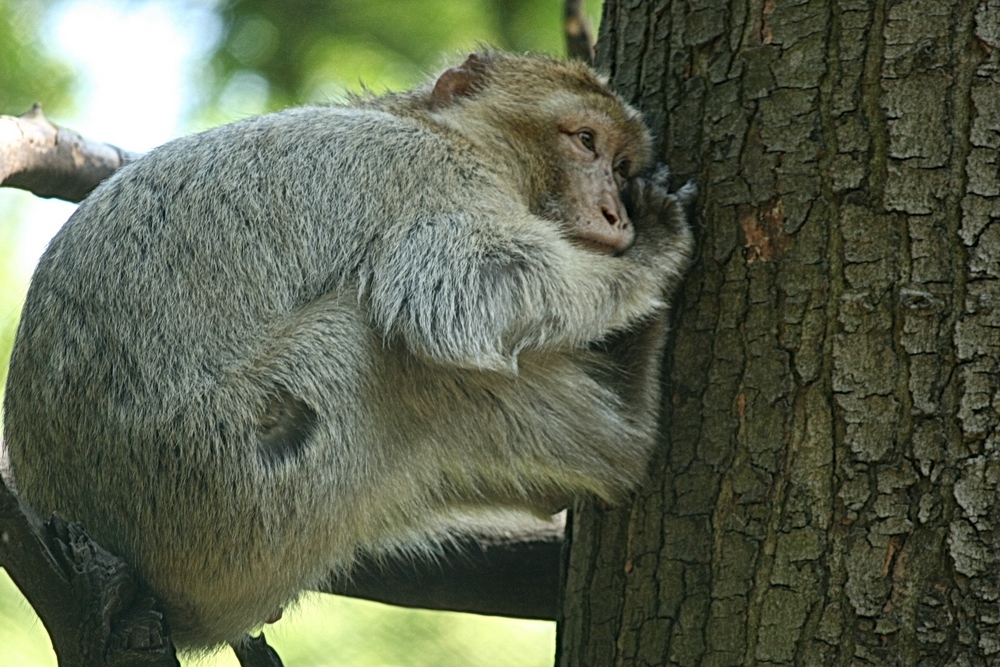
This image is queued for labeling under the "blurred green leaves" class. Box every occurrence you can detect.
[0,0,71,114]
[207,0,600,113]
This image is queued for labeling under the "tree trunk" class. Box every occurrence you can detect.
[559,1,1000,665]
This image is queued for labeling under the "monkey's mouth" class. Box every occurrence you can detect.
[574,238,620,255]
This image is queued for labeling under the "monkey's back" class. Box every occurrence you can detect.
[2,105,505,644]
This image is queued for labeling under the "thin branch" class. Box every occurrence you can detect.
[565,0,595,65]
[320,519,564,621]
[0,105,138,203]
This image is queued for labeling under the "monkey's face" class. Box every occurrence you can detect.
[424,50,652,255]
[553,115,639,255]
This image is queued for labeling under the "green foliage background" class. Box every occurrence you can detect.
[208,0,590,110]
[0,0,71,395]
[0,0,602,664]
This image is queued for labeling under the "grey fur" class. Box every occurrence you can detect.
[3,52,693,647]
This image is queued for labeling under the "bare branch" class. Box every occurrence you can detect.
[0,442,179,666]
[565,0,595,65]
[0,105,138,203]
[320,520,563,621]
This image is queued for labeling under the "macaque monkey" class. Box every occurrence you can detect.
[4,51,694,648]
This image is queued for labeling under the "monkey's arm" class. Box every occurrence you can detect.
[363,189,691,371]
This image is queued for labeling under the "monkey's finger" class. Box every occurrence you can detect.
[675,180,697,206]
[648,164,671,188]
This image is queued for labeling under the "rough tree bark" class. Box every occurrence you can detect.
[560,1,1000,665]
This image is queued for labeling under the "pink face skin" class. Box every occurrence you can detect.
[558,125,635,254]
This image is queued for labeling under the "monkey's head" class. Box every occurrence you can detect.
[427,51,652,255]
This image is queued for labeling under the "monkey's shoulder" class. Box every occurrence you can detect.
[134,105,476,181]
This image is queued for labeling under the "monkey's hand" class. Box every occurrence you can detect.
[622,164,696,274]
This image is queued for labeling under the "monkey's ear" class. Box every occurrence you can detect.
[431,53,488,109]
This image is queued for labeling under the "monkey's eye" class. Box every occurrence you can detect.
[577,130,597,154]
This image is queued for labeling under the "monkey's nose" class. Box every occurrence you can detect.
[601,206,619,225]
